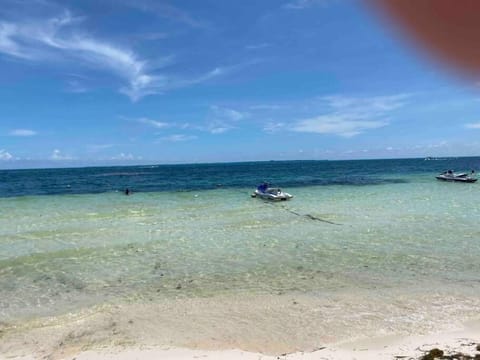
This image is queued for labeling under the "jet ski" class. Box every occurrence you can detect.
[251,183,293,201]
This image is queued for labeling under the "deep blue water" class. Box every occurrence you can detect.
[0,157,479,197]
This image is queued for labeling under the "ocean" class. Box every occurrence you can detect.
[1,158,480,354]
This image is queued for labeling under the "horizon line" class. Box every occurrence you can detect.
[0,155,477,171]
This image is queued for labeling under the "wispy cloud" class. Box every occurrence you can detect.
[160,134,197,142]
[137,117,170,129]
[86,144,114,152]
[283,0,332,10]
[65,79,88,93]
[245,43,272,51]
[9,129,37,136]
[0,149,13,160]
[293,115,387,137]
[0,10,227,101]
[50,149,73,160]
[292,94,408,137]
[210,105,246,121]
[0,22,25,58]
[173,67,228,89]
[249,104,285,111]
[0,11,162,101]
[117,0,207,28]
[264,121,287,133]
[320,94,408,112]
[205,105,248,134]
[207,125,231,134]
[465,122,480,129]
[174,61,260,90]
[110,153,142,160]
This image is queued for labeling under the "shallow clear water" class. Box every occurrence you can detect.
[1,159,480,324]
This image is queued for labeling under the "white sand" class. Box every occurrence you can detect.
[2,325,479,360]
[1,293,479,360]
[25,326,480,360]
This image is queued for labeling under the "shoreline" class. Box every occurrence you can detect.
[1,292,479,360]
[3,326,479,360]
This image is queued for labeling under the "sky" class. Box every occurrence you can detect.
[1,0,480,169]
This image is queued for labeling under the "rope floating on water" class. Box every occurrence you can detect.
[283,207,342,225]
[250,189,342,225]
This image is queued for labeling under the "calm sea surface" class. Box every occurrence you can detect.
[1,158,480,325]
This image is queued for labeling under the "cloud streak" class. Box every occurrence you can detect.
[0,10,226,101]
[110,153,141,160]
[118,0,207,28]
[160,134,197,142]
[204,105,248,134]
[0,11,160,101]
[292,94,408,137]
[137,117,170,129]
[465,122,480,129]
[264,121,286,133]
[293,115,387,137]
[9,129,37,136]
[283,0,332,10]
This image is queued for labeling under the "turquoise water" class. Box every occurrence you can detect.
[1,159,480,325]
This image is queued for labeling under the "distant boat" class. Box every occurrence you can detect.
[436,170,477,183]
[251,183,293,201]
[425,157,448,161]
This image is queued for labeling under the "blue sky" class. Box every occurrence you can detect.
[1,0,480,168]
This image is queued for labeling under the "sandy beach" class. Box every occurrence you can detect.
[43,329,480,360]
[1,292,479,360]
[2,323,480,360]
[65,328,480,360]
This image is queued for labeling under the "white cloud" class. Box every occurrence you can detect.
[0,22,25,58]
[264,121,286,133]
[0,11,227,101]
[210,105,245,122]
[320,94,408,113]
[9,129,37,136]
[110,153,142,160]
[0,149,13,160]
[291,94,408,137]
[178,67,227,88]
[465,122,480,129]
[50,149,73,160]
[293,114,387,137]
[137,117,169,129]
[160,134,197,142]
[203,105,248,134]
[0,12,159,101]
[207,123,232,134]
